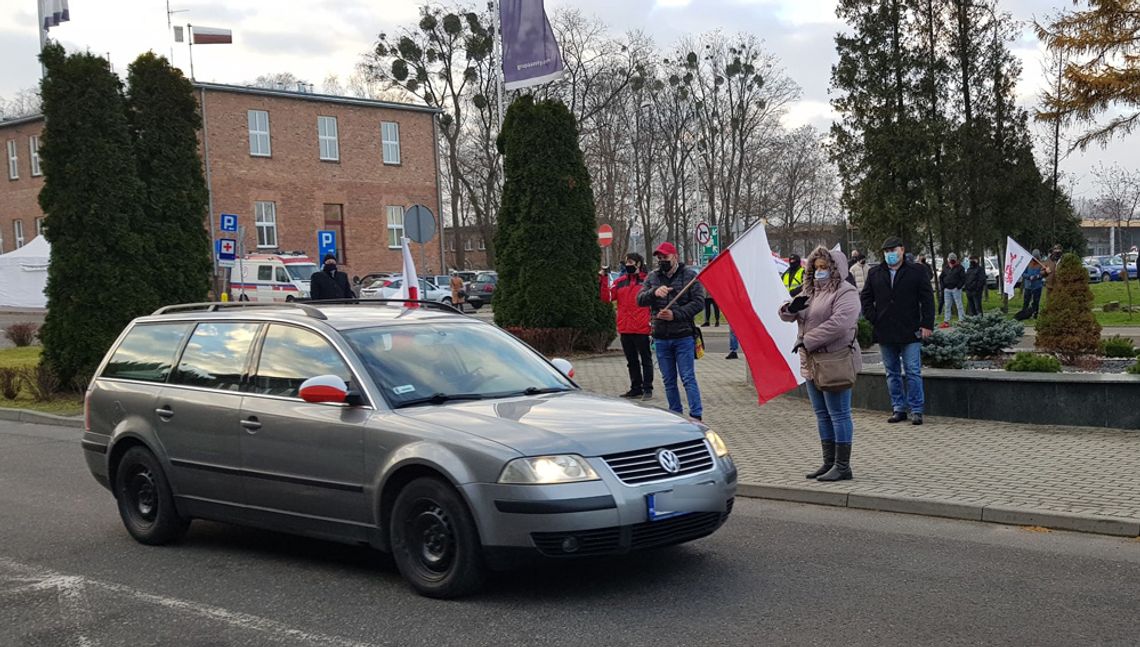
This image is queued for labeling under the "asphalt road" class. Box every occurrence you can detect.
[3,421,1139,647]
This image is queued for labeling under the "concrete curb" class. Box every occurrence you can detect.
[0,407,83,429]
[737,483,1140,538]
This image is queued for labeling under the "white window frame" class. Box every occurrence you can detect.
[478,238,486,251]
[248,110,271,157]
[254,201,278,248]
[386,205,404,249]
[464,238,473,252]
[318,116,339,162]
[14,220,25,248]
[381,122,401,165]
[6,140,18,180]
[29,136,41,176]
[35,217,44,237]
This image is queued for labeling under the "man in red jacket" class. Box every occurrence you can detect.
[600,252,654,400]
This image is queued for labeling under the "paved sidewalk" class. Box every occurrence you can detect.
[572,351,1140,536]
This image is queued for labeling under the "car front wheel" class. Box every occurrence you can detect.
[390,477,486,598]
[114,446,189,545]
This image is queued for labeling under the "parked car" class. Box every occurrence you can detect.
[466,271,498,310]
[1081,260,1100,282]
[359,276,452,304]
[82,301,736,597]
[1093,255,1138,281]
[984,256,999,289]
[352,272,397,297]
[231,252,318,302]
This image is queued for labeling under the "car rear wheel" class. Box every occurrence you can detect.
[115,446,189,545]
[238,293,250,302]
[390,477,486,598]
[1102,273,1111,282]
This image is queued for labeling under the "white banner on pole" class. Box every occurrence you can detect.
[1003,236,1033,298]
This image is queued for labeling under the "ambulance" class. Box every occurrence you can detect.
[229,252,319,302]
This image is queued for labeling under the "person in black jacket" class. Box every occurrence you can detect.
[963,255,986,316]
[939,252,966,328]
[637,242,706,421]
[860,237,936,425]
[309,254,352,301]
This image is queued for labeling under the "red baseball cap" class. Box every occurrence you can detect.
[653,242,678,257]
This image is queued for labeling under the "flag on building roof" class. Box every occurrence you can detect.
[699,224,804,404]
[41,0,70,30]
[191,26,232,45]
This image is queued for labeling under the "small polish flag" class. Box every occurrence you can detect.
[398,237,420,305]
[191,26,233,45]
[700,224,804,404]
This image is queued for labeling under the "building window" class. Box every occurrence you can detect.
[448,238,455,252]
[254,201,277,248]
[248,110,271,157]
[386,205,404,248]
[323,203,345,263]
[381,122,400,165]
[14,220,25,248]
[35,217,44,237]
[29,136,41,176]
[478,239,486,251]
[6,140,17,180]
[464,238,473,252]
[318,116,339,161]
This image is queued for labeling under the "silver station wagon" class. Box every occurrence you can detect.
[81,301,737,597]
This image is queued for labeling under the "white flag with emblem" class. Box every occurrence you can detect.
[1003,236,1033,298]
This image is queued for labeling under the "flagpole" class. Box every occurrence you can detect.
[657,219,769,314]
[166,0,172,60]
[188,24,195,80]
[36,0,47,78]
[494,0,505,127]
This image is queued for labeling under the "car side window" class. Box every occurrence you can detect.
[252,325,353,399]
[276,267,289,283]
[258,266,272,281]
[102,323,193,382]
[171,323,260,391]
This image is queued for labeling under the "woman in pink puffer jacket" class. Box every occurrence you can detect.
[779,247,862,481]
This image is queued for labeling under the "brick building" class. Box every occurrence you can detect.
[0,82,445,283]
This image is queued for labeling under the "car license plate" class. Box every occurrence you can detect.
[647,483,725,522]
[646,491,687,522]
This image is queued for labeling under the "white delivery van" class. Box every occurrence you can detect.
[230,252,319,302]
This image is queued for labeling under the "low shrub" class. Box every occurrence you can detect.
[921,331,967,368]
[4,323,39,347]
[1005,352,1062,373]
[955,311,1023,359]
[0,367,20,399]
[504,327,581,357]
[1127,361,1140,375]
[1100,335,1137,358]
[856,317,873,350]
[20,364,60,402]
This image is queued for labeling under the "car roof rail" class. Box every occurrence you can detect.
[296,298,465,315]
[151,302,329,320]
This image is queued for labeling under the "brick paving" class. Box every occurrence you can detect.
[572,350,1140,530]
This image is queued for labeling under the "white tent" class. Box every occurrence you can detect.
[0,236,50,308]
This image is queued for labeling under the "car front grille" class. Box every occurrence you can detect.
[529,501,733,557]
[601,439,714,485]
[629,511,724,550]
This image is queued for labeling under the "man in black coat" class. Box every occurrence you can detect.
[309,254,352,301]
[860,237,936,425]
[963,255,987,316]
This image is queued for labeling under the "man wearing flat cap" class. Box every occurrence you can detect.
[309,253,352,301]
[860,237,935,425]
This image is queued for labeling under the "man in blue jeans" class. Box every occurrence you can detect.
[638,242,705,421]
[860,237,935,425]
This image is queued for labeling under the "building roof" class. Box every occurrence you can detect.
[1081,219,1140,228]
[0,114,45,129]
[192,82,442,115]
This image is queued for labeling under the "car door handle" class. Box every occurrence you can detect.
[240,417,262,431]
[155,407,174,420]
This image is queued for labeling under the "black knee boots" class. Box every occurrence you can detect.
[805,441,836,479]
[817,443,853,481]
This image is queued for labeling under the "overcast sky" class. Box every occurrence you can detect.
[2,0,1134,199]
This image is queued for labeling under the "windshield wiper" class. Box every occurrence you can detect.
[395,392,485,408]
[520,386,572,396]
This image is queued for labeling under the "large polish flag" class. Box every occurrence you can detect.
[699,224,804,404]
[191,26,233,45]
[398,237,420,304]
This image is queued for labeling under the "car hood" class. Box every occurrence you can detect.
[396,391,705,456]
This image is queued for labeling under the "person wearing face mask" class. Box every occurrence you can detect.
[779,247,862,481]
[637,242,706,421]
[848,249,869,290]
[938,253,967,328]
[309,253,352,301]
[783,254,806,296]
[1043,244,1064,298]
[963,254,986,316]
[600,253,654,400]
[860,237,935,425]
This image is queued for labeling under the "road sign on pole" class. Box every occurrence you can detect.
[701,225,720,264]
[597,224,614,248]
[220,213,238,232]
[404,205,436,244]
[318,230,337,261]
[695,221,712,247]
[217,238,236,267]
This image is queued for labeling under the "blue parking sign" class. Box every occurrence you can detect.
[318,230,337,260]
[220,213,238,232]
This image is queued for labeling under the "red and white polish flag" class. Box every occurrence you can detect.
[699,224,804,404]
[191,26,233,45]
[398,237,420,304]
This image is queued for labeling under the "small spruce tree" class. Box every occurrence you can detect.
[126,52,212,306]
[493,96,615,351]
[1035,253,1102,363]
[38,43,159,385]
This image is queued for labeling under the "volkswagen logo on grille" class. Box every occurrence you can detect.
[656,448,681,474]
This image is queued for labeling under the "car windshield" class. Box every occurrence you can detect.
[286,264,318,281]
[475,272,497,282]
[343,323,574,408]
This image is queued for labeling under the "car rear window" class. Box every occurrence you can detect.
[102,323,193,383]
[171,322,260,391]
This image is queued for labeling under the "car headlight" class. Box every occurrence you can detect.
[705,430,730,458]
[499,455,599,484]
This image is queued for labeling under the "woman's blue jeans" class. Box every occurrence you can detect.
[805,380,854,444]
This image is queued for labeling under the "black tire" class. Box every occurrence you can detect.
[114,446,189,545]
[389,477,486,598]
[1101,273,1111,283]
[442,297,452,305]
[238,293,250,302]
[286,295,295,302]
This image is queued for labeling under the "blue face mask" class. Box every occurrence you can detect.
[885,251,901,266]
[814,270,830,281]
[962,259,971,269]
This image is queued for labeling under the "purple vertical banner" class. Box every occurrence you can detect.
[499,0,565,90]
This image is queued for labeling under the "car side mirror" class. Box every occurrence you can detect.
[299,375,349,404]
[551,358,575,379]
[353,275,361,285]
